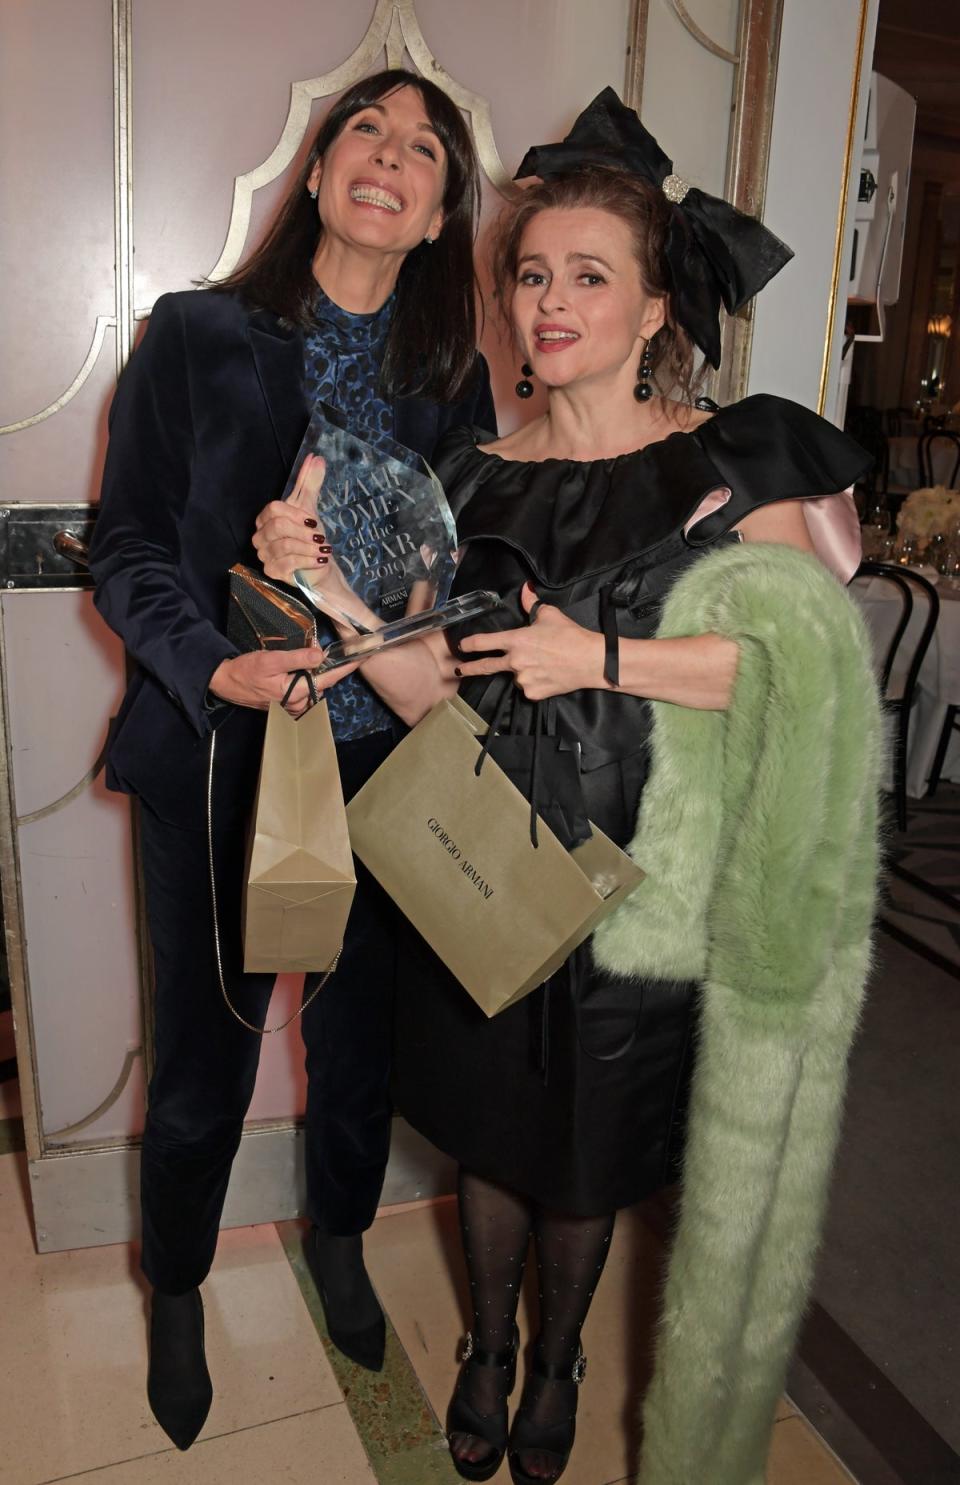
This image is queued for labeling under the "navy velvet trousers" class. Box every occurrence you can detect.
[137,727,398,1296]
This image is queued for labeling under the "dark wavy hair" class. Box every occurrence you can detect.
[489,165,705,403]
[212,70,482,402]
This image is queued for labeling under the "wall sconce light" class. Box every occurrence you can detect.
[927,313,952,338]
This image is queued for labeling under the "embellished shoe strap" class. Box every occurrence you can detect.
[461,1330,518,1369]
[531,1349,588,1385]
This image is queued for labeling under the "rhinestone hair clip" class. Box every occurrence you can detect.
[662,173,690,204]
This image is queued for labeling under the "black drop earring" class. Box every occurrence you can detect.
[515,362,534,399]
[634,340,655,401]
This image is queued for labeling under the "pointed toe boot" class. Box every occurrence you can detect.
[146,1287,213,1451]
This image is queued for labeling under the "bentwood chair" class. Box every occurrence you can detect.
[918,431,960,489]
[927,706,960,796]
[856,562,940,831]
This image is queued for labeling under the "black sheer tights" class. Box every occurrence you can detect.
[450,1168,615,1476]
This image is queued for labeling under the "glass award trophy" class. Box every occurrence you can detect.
[282,405,499,671]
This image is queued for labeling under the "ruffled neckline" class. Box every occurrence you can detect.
[434,394,871,589]
[465,411,712,471]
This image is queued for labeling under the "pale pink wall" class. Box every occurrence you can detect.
[2,589,144,1143]
[0,0,117,505]
[0,1,145,1145]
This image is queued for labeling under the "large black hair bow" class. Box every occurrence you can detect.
[514,88,793,368]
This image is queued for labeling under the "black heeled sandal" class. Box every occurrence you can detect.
[447,1325,520,1482]
[507,1346,586,1485]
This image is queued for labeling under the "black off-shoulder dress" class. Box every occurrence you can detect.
[393,395,871,1215]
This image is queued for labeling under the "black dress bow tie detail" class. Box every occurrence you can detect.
[514,87,794,368]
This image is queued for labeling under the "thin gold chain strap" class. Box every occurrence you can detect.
[207,729,340,1034]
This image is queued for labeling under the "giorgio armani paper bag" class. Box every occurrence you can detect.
[346,697,644,1015]
[243,697,356,973]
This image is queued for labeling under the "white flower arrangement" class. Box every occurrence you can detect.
[897,485,960,540]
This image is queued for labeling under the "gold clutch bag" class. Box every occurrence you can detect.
[227,564,319,652]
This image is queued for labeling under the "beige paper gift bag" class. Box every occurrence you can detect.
[243,696,356,973]
[346,696,644,1015]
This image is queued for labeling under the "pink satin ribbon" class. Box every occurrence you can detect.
[800,489,862,583]
[684,487,862,584]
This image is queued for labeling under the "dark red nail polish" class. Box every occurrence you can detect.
[316,556,328,565]
[454,665,463,678]
[312,535,331,547]
[304,517,318,528]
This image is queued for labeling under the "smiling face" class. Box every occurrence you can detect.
[308,84,447,257]
[511,206,666,391]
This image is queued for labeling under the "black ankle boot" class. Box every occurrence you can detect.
[146,1288,213,1451]
[303,1227,386,1372]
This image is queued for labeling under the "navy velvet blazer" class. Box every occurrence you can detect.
[89,289,496,828]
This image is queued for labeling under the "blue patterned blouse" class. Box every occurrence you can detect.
[302,288,397,741]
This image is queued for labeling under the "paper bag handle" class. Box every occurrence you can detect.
[473,676,516,776]
[473,679,556,850]
[281,668,320,711]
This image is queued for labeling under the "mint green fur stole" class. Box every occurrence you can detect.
[592,542,884,1485]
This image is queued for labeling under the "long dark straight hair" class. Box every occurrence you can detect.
[212,70,482,402]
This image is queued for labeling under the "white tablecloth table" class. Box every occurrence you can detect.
[887,436,959,490]
[851,572,960,796]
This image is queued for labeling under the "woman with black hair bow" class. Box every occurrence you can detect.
[257,89,878,1485]
[407,94,872,1485]
[89,69,494,1450]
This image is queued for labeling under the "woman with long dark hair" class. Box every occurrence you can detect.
[89,68,494,1451]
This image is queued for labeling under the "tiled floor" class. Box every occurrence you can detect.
[0,1147,858,1485]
